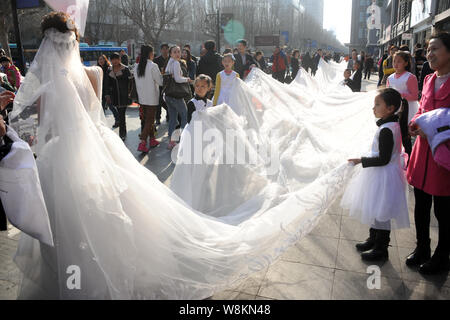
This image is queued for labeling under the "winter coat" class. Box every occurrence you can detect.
[234,53,256,79]
[196,50,223,84]
[406,73,450,196]
[105,64,133,106]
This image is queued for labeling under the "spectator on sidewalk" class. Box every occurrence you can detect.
[0,56,21,90]
[302,52,312,74]
[134,44,163,153]
[381,45,399,85]
[270,46,288,83]
[120,49,129,66]
[233,39,256,80]
[105,52,133,141]
[184,44,198,64]
[347,49,359,70]
[154,43,170,125]
[364,54,374,80]
[254,51,266,71]
[344,61,362,92]
[377,51,388,87]
[196,40,223,85]
[291,50,300,80]
[0,91,15,231]
[311,49,323,76]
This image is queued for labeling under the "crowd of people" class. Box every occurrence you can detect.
[94,38,344,152]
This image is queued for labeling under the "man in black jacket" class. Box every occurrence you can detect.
[311,49,323,76]
[233,39,256,79]
[105,53,133,141]
[197,40,223,85]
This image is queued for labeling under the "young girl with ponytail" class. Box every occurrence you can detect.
[341,88,410,262]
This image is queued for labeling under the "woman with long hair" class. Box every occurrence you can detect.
[97,54,118,125]
[182,48,196,95]
[134,44,163,153]
[164,45,192,150]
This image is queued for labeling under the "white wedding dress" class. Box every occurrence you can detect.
[10,29,378,300]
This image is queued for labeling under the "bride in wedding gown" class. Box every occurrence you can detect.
[11,12,378,300]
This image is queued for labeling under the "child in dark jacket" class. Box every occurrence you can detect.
[187,74,213,123]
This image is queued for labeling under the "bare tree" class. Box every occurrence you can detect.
[119,0,183,45]
[85,0,110,43]
[0,1,12,58]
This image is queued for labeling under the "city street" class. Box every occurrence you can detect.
[1,77,449,300]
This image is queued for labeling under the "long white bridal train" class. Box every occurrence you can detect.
[10,30,377,300]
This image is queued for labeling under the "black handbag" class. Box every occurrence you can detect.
[163,62,192,99]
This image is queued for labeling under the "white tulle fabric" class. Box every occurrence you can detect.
[341,122,410,230]
[11,30,379,300]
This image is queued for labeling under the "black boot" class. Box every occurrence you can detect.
[0,200,7,231]
[419,255,450,275]
[356,228,377,252]
[361,229,390,262]
[405,239,431,267]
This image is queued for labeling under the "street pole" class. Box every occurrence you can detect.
[217,9,220,53]
[10,0,26,75]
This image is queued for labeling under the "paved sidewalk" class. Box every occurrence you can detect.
[1,78,449,300]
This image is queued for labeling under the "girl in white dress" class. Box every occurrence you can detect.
[213,53,240,106]
[341,88,410,262]
[387,51,419,158]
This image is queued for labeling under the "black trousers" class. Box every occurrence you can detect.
[117,105,127,138]
[0,199,7,231]
[364,69,371,80]
[414,188,450,259]
[156,89,168,122]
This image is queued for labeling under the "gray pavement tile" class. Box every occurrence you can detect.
[331,270,405,300]
[394,227,439,249]
[280,234,339,269]
[309,214,341,239]
[403,280,450,300]
[339,216,398,246]
[254,295,276,300]
[210,291,256,300]
[0,238,18,259]
[258,260,334,300]
[335,239,402,280]
[0,280,18,300]
[227,266,269,296]
[326,195,344,216]
[397,246,450,287]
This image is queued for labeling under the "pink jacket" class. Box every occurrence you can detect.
[406,73,450,196]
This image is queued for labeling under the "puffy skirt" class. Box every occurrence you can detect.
[341,162,410,230]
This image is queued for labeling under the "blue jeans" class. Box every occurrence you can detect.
[165,95,187,141]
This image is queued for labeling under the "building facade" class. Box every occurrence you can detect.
[377,0,449,57]
[349,0,386,55]
[299,0,324,29]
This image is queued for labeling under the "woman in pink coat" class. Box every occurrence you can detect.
[405,32,450,275]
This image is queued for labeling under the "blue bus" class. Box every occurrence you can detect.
[1,43,129,68]
[80,44,128,66]
[0,43,40,69]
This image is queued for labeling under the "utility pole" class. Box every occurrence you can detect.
[217,8,220,53]
[10,0,26,74]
